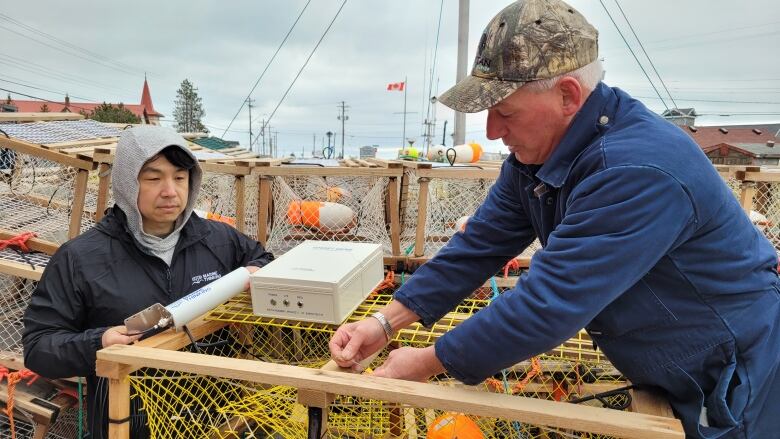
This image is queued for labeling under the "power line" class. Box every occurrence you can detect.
[634,95,780,105]
[220,0,312,138]
[612,0,678,109]
[0,57,133,99]
[0,13,146,76]
[0,21,140,78]
[0,75,99,102]
[0,86,96,112]
[424,0,445,131]
[599,0,669,111]
[251,0,348,147]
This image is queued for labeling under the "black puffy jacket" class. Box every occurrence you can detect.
[23,206,273,438]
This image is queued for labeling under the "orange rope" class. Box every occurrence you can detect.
[0,232,37,253]
[368,270,395,298]
[1,368,39,439]
[512,356,542,394]
[502,258,520,278]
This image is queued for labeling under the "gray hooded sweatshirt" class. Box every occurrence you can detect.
[112,126,202,265]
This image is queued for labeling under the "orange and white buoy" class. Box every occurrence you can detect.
[455,215,470,232]
[427,413,483,439]
[449,143,483,163]
[286,201,355,232]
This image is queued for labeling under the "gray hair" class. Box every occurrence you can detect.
[522,59,604,93]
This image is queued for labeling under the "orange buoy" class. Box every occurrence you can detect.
[286,201,355,232]
[193,208,236,227]
[427,413,484,439]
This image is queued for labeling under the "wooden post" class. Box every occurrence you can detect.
[414,177,431,257]
[257,176,271,245]
[69,169,90,239]
[739,181,756,213]
[108,376,131,439]
[95,163,112,221]
[234,175,246,233]
[387,176,401,257]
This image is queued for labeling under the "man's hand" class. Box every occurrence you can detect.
[244,266,260,291]
[329,318,388,371]
[373,345,446,382]
[101,326,143,348]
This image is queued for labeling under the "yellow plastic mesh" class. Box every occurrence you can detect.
[0,151,96,244]
[128,279,625,439]
[264,175,393,256]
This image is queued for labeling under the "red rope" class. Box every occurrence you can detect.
[0,232,37,253]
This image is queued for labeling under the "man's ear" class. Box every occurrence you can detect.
[558,77,583,117]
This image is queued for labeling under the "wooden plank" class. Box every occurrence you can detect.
[387,176,401,256]
[234,176,246,233]
[0,136,95,170]
[68,169,89,239]
[107,376,130,439]
[95,315,228,379]
[0,382,59,427]
[199,162,252,176]
[257,177,271,245]
[0,259,45,280]
[97,345,684,439]
[0,229,58,255]
[0,112,84,122]
[0,351,25,370]
[417,167,500,180]
[252,166,402,177]
[96,163,112,221]
[740,171,780,182]
[630,386,677,419]
[414,178,431,257]
[42,137,118,150]
[739,182,756,212]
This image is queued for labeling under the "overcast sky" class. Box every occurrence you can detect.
[1,0,779,158]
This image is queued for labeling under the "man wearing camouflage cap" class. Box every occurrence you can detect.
[330,0,779,437]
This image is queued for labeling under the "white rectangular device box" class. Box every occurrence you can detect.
[249,241,384,324]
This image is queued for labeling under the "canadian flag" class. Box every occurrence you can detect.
[387,82,405,91]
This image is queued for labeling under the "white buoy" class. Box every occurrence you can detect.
[165,267,250,330]
[427,145,447,161]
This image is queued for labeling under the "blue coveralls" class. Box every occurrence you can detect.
[395,82,780,438]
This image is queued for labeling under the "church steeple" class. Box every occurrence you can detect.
[140,77,163,124]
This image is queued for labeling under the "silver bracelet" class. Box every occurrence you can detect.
[370,311,393,341]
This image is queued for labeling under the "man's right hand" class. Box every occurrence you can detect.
[329,318,388,371]
[101,326,143,348]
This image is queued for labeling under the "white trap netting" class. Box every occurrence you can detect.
[0,402,83,439]
[196,172,259,237]
[265,175,392,255]
[0,273,37,360]
[751,181,780,255]
[400,169,542,258]
[0,152,97,244]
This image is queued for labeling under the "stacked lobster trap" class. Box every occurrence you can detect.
[253,160,403,258]
[97,274,661,439]
[399,161,541,264]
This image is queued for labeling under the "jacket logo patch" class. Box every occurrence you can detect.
[192,271,221,285]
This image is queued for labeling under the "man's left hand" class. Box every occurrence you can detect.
[372,345,446,382]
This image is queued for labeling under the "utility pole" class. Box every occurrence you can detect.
[337,101,349,159]
[247,97,254,152]
[453,0,469,145]
[312,133,316,158]
[260,118,266,156]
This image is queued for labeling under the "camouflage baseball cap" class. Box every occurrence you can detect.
[438,0,598,113]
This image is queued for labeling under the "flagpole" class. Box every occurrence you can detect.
[402,76,407,151]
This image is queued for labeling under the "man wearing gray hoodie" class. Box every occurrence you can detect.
[23,126,274,438]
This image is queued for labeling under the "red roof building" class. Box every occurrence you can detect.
[1,79,163,125]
